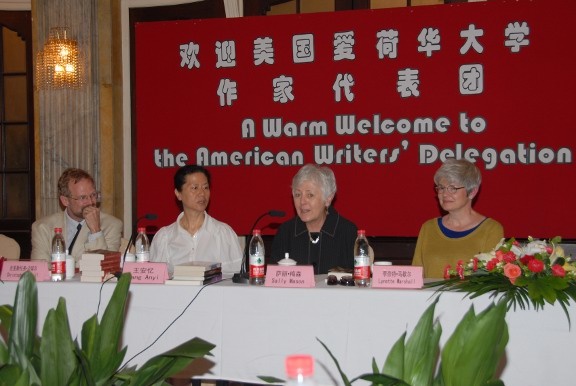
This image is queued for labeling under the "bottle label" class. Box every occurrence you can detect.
[249,254,265,278]
[136,251,150,263]
[354,255,370,280]
[51,253,66,275]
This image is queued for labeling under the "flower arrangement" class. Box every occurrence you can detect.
[427,236,576,324]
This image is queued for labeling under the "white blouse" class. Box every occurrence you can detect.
[150,211,243,276]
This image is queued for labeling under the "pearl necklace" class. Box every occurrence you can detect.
[309,232,320,244]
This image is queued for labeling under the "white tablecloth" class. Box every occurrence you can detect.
[1,275,574,385]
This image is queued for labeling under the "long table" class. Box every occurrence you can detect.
[1,276,574,385]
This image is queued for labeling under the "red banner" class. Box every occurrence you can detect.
[135,0,576,239]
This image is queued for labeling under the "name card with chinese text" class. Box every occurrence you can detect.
[1,260,51,282]
[265,265,315,287]
[372,265,423,289]
[123,262,168,284]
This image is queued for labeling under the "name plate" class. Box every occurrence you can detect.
[123,262,168,284]
[265,265,315,287]
[371,265,423,289]
[1,260,51,282]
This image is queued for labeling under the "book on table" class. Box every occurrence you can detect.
[173,261,222,276]
[81,250,122,262]
[80,250,122,281]
[80,260,122,270]
[166,273,223,286]
[172,267,222,281]
[80,272,118,283]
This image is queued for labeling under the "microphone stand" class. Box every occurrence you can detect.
[232,210,285,284]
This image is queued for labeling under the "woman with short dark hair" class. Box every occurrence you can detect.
[150,165,242,277]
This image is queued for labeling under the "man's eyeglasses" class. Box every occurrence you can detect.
[68,191,101,202]
[435,185,465,194]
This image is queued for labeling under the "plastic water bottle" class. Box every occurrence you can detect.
[134,227,150,262]
[353,229,371,287]
[249,229,265,285]
[51,227,66,281]
[285,354,317,386]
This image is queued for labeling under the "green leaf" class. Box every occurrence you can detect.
[129,337,216,384]
[8,271,41,385]
[403,299,441,386]
[0,304,14,336]
[550,236,562,245]
[0,364,31,386]
[317,337,352,386]
[382,331,406,379]
[358,372,410,385]
[441,301,508,386]
[258,375,285,383]
[80,313,99,361]
[39,298,78,385]
[89,273,130,382]
[71,340,97,386]
[9,272,37,365]
[0,306,12,366]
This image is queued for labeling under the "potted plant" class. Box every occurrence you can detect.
[260,299,508,386]
[0,271,215,385]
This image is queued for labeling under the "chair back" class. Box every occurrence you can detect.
[0,234,20,260]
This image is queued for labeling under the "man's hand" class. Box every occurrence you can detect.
[83,206,101,233]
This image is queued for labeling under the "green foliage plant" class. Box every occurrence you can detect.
[322,299,508,386]
[0,271,215,385]
[261,299,508,386]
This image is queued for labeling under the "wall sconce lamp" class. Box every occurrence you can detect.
[36,27,84,90]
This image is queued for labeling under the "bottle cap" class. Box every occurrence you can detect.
[54,227,63,233]
[137,227,146,233]
[253,229,261,235]
[357,229,366,235]
[286,354,314,378]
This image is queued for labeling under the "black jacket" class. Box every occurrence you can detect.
[271,207,357,274]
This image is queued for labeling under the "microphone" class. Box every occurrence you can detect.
[122,213,158,265]
[232,210,285,284]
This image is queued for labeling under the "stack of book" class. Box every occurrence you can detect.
[167,261,223,285]
[79,250,122,282]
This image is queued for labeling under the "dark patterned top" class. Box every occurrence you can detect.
[271,207,358,274]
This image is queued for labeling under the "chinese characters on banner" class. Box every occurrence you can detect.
[135,0,575,238]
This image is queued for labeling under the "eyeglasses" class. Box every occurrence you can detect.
[435,185,465,194]
[68,191,101,202]
[327,275,356,286]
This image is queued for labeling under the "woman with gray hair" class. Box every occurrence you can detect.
[271,164,357,274]
[412,158,504,278]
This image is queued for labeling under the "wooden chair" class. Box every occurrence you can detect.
[0,234,20,260]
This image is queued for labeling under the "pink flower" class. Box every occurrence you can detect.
[503,263,522,284]
[528,259,545,273]
[444,265,451,280]
[502,251,517,264]
[520,254,534,266]
[473,257,479,271]
[457,260,464,279]
[486,258,499,271]
[552,264,566,277]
